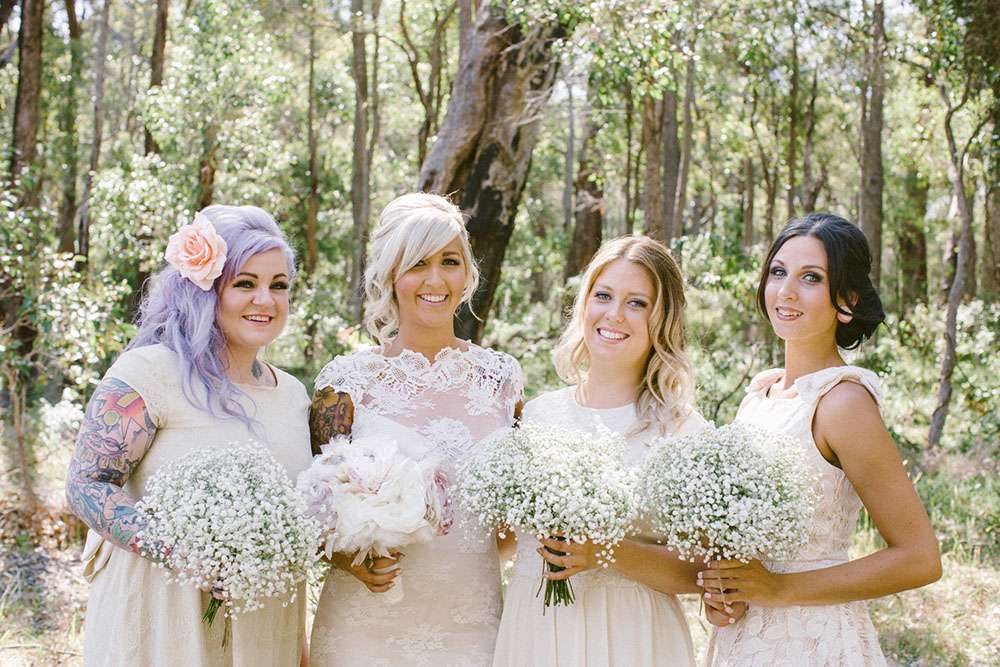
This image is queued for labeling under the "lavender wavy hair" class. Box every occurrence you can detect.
[127,205,297,428]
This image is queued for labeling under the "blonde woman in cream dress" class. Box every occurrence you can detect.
[66,207,312,666]
[308,193,523,666]
[493,236,738,667]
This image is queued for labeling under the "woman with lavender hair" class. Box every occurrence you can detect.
[66,206,312,666]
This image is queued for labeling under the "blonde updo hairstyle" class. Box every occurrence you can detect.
[363,193,479,345]
[553,235,695,434]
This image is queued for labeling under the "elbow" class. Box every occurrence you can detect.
[909,541,942,588]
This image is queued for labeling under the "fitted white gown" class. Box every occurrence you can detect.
[308,345,522,667]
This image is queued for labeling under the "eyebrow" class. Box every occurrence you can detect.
[237,272,289,279]
[770,260,826,272]
[441,251,461,257]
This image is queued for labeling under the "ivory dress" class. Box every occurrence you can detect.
[80,343,313,667]
[707,365,888,667]
[492,386,706,667]
[308,345,523,667]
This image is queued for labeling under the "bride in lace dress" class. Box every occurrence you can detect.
[493,236,739,667]
[699,214,941,666]
[307,193,522,667]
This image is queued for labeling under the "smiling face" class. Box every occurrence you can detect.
[217,248,291,356]
[583,259,655,374]
[393,236,467,333]
[764,235,841,345]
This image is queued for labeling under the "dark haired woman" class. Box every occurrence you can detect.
[698,213,941,666]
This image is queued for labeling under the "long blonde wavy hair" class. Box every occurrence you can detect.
[363,193,479,345]
[553,235,695,434]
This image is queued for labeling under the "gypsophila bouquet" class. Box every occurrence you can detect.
[638,421,817,563]
[457,423,640,609]
[296,435,453,602]
[135,444,320,627]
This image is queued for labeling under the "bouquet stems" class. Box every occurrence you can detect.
[537,536,575,611]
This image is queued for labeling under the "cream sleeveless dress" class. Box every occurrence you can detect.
[707,365,888,666]
[308,345,523,667]
[79,343,313,667]
[493,386,706,667]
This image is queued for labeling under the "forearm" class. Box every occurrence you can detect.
[65,478,146,553]
[610,539,702,594]
[776,546,942,606]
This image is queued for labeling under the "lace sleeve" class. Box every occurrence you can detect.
[495,351,524,421]
[313,353,369,406]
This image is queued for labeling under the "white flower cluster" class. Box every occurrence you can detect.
[296,435,451,565]
[458,423,640,565]
[135,444,320,619]
[638,421,818,562]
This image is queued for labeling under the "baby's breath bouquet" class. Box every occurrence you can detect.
[638,421,817,563]
[135,444,320,628]
[457,423,640,609]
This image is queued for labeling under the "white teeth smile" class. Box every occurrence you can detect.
[775,307,802,319]
[419,294,447,303]
[597,328,628,341]
[243,314,273,323]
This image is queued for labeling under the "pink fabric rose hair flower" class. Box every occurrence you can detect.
[164,213,228,291]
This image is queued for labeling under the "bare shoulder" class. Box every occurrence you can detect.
[814,380,892,461]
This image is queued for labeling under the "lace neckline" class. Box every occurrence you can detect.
[375,342,479,367]
[569,386,636,413]
[756,365,872,400]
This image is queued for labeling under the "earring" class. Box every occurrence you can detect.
[837,311,853,324]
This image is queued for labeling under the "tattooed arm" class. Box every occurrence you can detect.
[309,386,355,455]
[65,377,157,555]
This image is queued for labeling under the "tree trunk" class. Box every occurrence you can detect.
[859,0,885,286]
[785,23,799,221]
[624,87,635,235]
[898,166,928,311]
[76,0,112,272]
[1,0,17,32]
[144,0,168,155]
[9,0,44,204]
[418,0,568,342]
[348,0,371,325]
[742,156,755,248]
[641,94,665,240]
[673,59,695,239]
[562,64,575,231]
[984,175,1000,300]
[57,0,83,254]
[304,1,319,276]
[929,88,981,447]
[801,69,825,211]
[659,91,679,242]
[401,0,454,171]
[458,0,472,61]
[565,116,603,280]
[195,123,218,210]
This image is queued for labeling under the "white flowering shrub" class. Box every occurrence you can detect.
[135,444,320,623]
[638,422,817,562]
[457,423,640,607]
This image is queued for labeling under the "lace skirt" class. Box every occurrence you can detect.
[706,559,887,667]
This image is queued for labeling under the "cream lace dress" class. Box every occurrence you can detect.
[493,386,706,667]
[308,345,523,667]
[706,365,888,667]
[80,343,313,667]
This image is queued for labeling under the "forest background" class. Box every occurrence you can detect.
[1,0,998,664]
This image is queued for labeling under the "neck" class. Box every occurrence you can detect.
[579,361,644,408]
[389,324,463,361]
[225,345,266,384]
[781,338,844,387]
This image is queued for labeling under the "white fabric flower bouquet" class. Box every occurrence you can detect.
[638,421,817,563]
[457,423,640,609]
[296,435,453,602]
[135,444,320,628]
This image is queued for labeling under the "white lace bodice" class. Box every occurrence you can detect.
[707,365,888,667]
[736,365,881,565]
[314,344,522,470]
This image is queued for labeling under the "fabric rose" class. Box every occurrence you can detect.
[164,213,228,291]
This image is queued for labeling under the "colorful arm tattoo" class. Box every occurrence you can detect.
[65,377,157,555]
[309,387,354,455]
